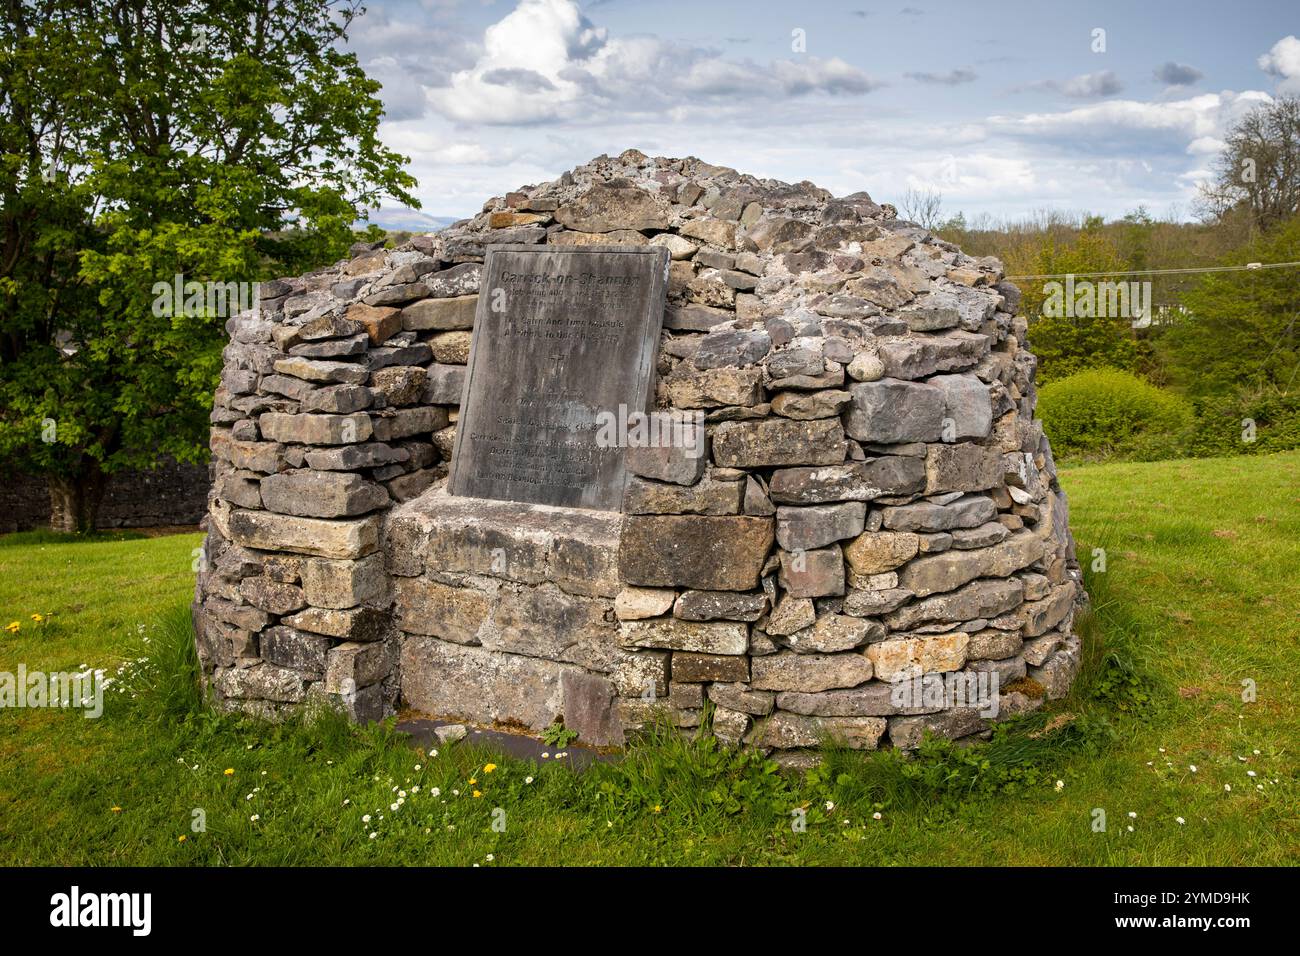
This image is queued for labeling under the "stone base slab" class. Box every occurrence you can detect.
[384,488,622,597]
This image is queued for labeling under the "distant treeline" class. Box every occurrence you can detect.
[907,98,1300,463]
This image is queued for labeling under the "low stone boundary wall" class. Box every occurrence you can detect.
[0,459,210,534]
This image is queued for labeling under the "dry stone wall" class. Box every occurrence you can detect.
[194,148,1086,759]
[0,459,209,533]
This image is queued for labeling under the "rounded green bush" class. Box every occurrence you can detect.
[1037,368,1192,458]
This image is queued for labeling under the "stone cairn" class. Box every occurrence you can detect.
[195,148,1086,763]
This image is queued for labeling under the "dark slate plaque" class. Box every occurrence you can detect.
[447,244,669,511]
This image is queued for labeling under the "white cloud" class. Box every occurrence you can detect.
[1258,35,1300,93]
[902,154,1036,194]
[354,1,1288,224]
[380,133,514,167]
[989,91,1272,156]
[771,57,879,96]
[1186,135,1224,155]
[347,5,478,120]
[428,0,880,124]
[1060,70,1123,98]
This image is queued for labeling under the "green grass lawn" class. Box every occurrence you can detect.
[1,453,1296,866]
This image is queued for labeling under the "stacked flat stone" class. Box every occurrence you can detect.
[194,148,1085,760]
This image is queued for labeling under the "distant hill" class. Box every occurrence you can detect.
[356,207,462,233]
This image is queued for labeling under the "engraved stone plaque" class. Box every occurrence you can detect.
[447,244,670,511]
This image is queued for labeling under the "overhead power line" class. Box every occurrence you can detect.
[1003,260,1300,281]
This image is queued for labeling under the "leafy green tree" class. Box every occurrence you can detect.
[1163,215,1300,400]
[1,0,416,530]
[1013,221,1148,384]
[1114,206,1155,272]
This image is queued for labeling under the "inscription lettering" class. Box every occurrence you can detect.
[447,245,669,511]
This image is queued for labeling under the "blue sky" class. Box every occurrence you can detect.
[346,0,1300,222]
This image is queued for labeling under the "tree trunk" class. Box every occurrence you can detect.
[48,461,107,533]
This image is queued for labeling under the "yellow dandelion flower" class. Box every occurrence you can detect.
[223,768,234,776]
[110,806,122,813]
[31,613,44,623]
[177,835,187,843]
[468,777,477,786]
[472,790,483,798]
[652,805,662,814]
[483,764,497,774]
[4,621,19,633]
